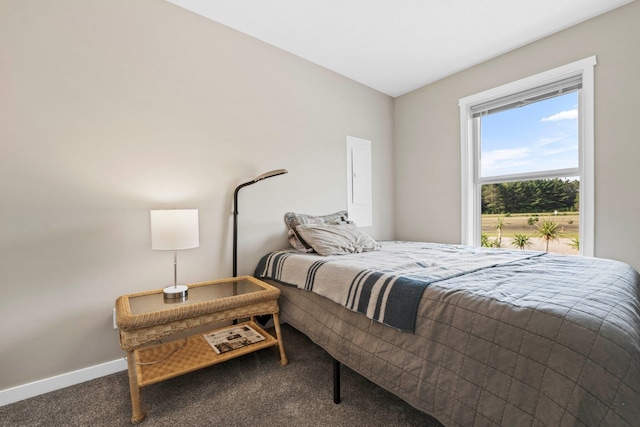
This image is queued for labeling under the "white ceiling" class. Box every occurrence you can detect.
[166,0,633,97]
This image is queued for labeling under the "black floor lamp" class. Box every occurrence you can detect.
[232,169,288,277]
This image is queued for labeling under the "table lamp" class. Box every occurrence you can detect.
[150,209,199,302]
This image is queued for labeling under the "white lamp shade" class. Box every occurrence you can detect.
[150,209,199,250]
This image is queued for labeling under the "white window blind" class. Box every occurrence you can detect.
[471,75,582,118]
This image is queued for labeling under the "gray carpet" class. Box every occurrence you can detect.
[0,324,444,427]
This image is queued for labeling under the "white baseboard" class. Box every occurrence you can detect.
[0,358,127,407]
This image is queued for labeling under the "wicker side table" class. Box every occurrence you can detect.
[115,276,288,424]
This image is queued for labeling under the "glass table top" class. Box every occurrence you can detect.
[127,277,266,315]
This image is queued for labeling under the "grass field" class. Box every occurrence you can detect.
[482,212,579,254]
[482,212,579,239]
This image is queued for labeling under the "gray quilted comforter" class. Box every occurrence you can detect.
[256,242,640,426]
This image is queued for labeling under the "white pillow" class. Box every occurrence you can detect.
[284,210,350,251]
[294,223,380,256]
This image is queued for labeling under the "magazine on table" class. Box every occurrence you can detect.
[203,325,265,354]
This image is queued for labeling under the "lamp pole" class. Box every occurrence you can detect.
[232,169,287,277]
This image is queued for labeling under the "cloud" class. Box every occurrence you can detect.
[482,147,531,175]
[540,109,578,122]
[482,144,578,177]
[536,136,564,146]
[542,144,579,156]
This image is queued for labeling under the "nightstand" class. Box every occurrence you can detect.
[115,276,287,424]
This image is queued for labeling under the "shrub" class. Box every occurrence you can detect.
[512,234,532,250]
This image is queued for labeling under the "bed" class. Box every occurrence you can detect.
[253,213,640,426]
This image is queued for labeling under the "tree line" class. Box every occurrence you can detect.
[482,179,579,214]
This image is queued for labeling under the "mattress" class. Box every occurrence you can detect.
[256,242,640,426]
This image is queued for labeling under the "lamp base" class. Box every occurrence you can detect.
[163,285,188,303]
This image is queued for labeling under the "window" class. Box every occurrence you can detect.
[459,57,595,256]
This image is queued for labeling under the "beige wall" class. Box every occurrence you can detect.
[394,1,640,271]
[2,0,639,395]
[0,0,394,390]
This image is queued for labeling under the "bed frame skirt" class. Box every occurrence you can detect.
[263,279,450,425]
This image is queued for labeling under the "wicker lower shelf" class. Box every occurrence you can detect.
[134,320,277,387]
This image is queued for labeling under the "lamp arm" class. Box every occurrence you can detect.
[233,181,255,215]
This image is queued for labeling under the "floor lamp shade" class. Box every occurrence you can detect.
[150,209,199,301]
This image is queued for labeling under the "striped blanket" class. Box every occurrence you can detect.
[255,241,544,331]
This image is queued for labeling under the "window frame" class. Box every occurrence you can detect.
[459,56,596,256]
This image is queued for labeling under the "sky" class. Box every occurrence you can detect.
[480,91,579,178]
